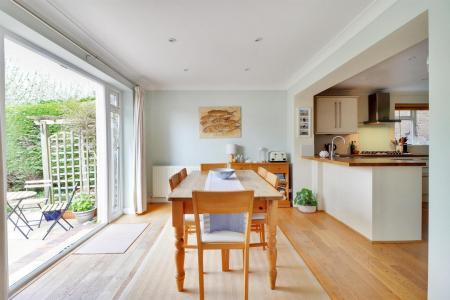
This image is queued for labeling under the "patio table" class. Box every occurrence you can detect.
[7,191,37,239]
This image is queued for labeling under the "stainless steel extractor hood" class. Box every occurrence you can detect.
[363,92,400,124]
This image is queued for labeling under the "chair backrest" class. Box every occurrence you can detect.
[169,173,181,191]
[265,172,279,189]
[25,179,52,189]
[257,167,268,178]
[64,185,79,211]
[179,168,188,181]
[192,190,254,246]
[200,163,227,172]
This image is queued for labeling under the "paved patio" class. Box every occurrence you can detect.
[7,209,98,286]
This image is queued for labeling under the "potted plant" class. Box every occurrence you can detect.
[70,193,96,223]
[294,188,318,213]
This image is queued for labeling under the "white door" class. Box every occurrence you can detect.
[108,90,123,220]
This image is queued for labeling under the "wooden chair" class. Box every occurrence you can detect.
[180,168,188,180]
[250,170,279,250]
[265,172,280,189]
[257,167,268,178]
[169,173,181,191]
[200,163,227,172]
[21,179,53,228]
[192,190,254,300]
[41,185,78,240]
[169,171,196,248]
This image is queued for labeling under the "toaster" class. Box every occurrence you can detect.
[268,151,287,162]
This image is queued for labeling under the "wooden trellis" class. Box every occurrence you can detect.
[35,118,96,202]
[49,130,96,201]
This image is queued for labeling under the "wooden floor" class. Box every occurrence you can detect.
[278,208,428,300]
[13,204,428,300]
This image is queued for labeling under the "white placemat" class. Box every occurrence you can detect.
[204,172,244,191]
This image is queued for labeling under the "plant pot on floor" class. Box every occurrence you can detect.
[73,207,96,224]
[297,205,317,213]
[294,188,318,214]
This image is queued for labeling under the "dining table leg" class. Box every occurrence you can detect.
[267,200,278,289]
[172,201,185,291]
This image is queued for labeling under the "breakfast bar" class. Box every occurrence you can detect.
[303,156,427,242]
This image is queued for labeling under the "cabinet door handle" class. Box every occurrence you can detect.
[334,102,338,128]
[339,101,342,128]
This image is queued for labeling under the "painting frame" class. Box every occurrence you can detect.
[199,106,241,138]
[298,107,311,137]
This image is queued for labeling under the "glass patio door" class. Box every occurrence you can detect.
[108,89,123,220]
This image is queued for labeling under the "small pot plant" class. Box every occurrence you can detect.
[70,193,96,223]
[294,188,318,213]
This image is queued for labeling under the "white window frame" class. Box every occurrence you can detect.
[0,28,128,295]
[395,109,429,145]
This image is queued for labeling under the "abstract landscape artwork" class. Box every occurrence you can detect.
[199,106,241,138]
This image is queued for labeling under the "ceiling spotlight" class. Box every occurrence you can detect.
[255,37,263,42]
[184,68,189,72]
[168,37,177,43]
[244,68,250,72]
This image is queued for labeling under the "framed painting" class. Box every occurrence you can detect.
[199,106,241,138]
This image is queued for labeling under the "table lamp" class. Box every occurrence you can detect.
[226,143,237,163]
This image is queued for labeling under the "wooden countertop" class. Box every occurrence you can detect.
[302,156,427,167]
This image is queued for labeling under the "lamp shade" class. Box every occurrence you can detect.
[226,143,237,155]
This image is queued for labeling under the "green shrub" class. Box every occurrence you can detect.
[5,98,95,191]
[294,188,318,207]
[70,193,96,212]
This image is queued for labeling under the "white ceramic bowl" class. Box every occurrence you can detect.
[211,168,235,179]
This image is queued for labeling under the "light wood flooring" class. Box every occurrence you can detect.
[12,204,428,300]
[278,208,428,300]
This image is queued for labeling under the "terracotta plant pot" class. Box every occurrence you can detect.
[63,211,75,219]
[297,205,317,213]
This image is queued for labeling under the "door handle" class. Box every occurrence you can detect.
[338,101,342,128]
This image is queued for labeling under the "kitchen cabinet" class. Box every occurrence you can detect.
[315,96,358,134]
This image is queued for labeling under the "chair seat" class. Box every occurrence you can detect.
[42,202,67,212]
[184,214,195,222]
[202,230,245,243]
[21,198,47,206]
[252,213,266,220]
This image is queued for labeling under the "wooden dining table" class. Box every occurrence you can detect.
[168,170,283,292]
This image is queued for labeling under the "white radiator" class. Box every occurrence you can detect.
[152,165,200,201]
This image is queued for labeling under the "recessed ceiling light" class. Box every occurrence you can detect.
[168,37,177,43]
[244,68,250,72]
[255,37,263,42]
[184,68,189,72]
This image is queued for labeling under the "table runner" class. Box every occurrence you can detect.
[203,171,246,233]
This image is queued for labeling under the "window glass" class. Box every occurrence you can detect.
[394,109,429,145]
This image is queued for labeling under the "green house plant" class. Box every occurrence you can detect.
[294,188,318,213]
[70,193,96,223]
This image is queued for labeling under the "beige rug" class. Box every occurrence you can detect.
[74,223,149,254]
[120,221,329,299]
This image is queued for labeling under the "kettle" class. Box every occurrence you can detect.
[324,143,337,152]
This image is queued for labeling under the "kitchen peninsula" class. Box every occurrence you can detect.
[303,156,427,242]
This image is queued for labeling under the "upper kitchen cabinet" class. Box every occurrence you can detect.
[315,96,358,134]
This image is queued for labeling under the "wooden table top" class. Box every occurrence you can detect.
[168,170,283,201]
[7,191,37,202]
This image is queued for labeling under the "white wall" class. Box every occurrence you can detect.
[145,90,287,195]
[428,1,450,298]
[288,3,428,195]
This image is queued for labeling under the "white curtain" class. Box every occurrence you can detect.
[133,86,147,214]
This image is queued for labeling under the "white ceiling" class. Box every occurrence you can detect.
[17,0,375,90]
[333,39,429,92]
